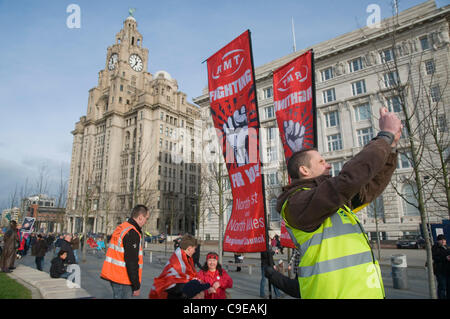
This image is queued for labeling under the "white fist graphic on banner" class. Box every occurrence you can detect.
[223,106,249,166]
[284,120,305,153]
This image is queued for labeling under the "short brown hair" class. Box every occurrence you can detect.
[130,205,149,219]
[287,148,317,179]
[180,234,197,250]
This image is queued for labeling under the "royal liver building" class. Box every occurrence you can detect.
[66,14,201,235]
[194,0,449,242]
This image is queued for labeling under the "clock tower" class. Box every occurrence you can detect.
[67,12,202,236]
[88,13,150,118]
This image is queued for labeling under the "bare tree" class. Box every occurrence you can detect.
[35,163,49,195]
[359,9,449,298]
[201,160,231,264]
[56,164,68,208]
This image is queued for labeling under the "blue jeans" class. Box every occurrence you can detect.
[110,282,133,299]
[60,272,73,280]
[260,266,280,298]
[73,249,79,263]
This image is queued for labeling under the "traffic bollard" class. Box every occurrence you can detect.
[391,254,408,289]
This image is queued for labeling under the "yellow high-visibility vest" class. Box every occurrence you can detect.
[281,188,385,299]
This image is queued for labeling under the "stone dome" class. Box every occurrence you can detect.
[154,70,172,80]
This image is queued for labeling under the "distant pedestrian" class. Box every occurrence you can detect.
[274,234,283,254]
[0,221,19,273]
[260,248,281,299]
[71,234,80,263]
[46,233,55,252]
[60,234,77,264]
[432,234,450,299]
[234,253,243,272]
[100,205,150,299]
[32,234,48,271]
[54,234,64,256]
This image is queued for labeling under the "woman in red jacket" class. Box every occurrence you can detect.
[197,252,233,299]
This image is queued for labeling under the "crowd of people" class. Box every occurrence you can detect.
[99,205,234,300]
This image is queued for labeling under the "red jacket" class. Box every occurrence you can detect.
[197,269,233,299]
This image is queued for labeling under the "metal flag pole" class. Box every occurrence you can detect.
[247,29,274,300]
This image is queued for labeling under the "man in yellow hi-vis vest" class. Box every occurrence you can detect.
[277,107,402,299]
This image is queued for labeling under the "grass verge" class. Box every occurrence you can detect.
[0,272,32,299]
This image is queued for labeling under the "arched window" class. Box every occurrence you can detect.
[402,184,420,216]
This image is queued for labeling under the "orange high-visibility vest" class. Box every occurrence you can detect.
[100,221,143,285]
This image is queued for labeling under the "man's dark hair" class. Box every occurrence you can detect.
[287,148,317,179]
[131,205,149,219]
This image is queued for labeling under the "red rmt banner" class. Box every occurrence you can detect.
[273,50,317,248]
[207,30,267,252]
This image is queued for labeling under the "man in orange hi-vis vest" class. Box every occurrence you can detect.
[100,205,150,298]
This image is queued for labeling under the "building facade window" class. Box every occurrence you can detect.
[265,105,274,119]
[438,114,447,132]
[266,146,278,162]
[420,35,430,51]
[398,151,412,169]
[327,133,343,151]
[402,184,420,216]
[380,48,395,62]
[325,110,340,128]
[367,196,384,218]
[266,127,275,141]
[424,59,435,75]
[269,198,280,225]
[349,57,364,72]
[322,88,336,103]
[430,85,441,102]
[352,80,366,96]
[330,161,344,177]
[266,172,278,185]
[321,67,334,81]
[357,127,374,146]
[387,96,402,113]
[263,87,273,99]
[354,103,371,121]
[384,71,399,88]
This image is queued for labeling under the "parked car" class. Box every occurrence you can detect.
[396,235,425,249]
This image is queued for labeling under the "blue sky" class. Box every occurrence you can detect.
[0,0,447,210]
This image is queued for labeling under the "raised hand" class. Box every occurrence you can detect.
[223,106,249,166]
[284,120,305,153]
[379,107,402,146]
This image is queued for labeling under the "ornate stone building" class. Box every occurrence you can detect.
[194,0,449,241]
[66,14,201,235]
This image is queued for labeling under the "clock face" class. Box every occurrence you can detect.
[129,54,143,72]
[108,53,118,71]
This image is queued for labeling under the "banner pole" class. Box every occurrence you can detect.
[310,49,318,148]
[248,29,273,299]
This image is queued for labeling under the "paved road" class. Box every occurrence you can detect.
[13,245,432,299]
